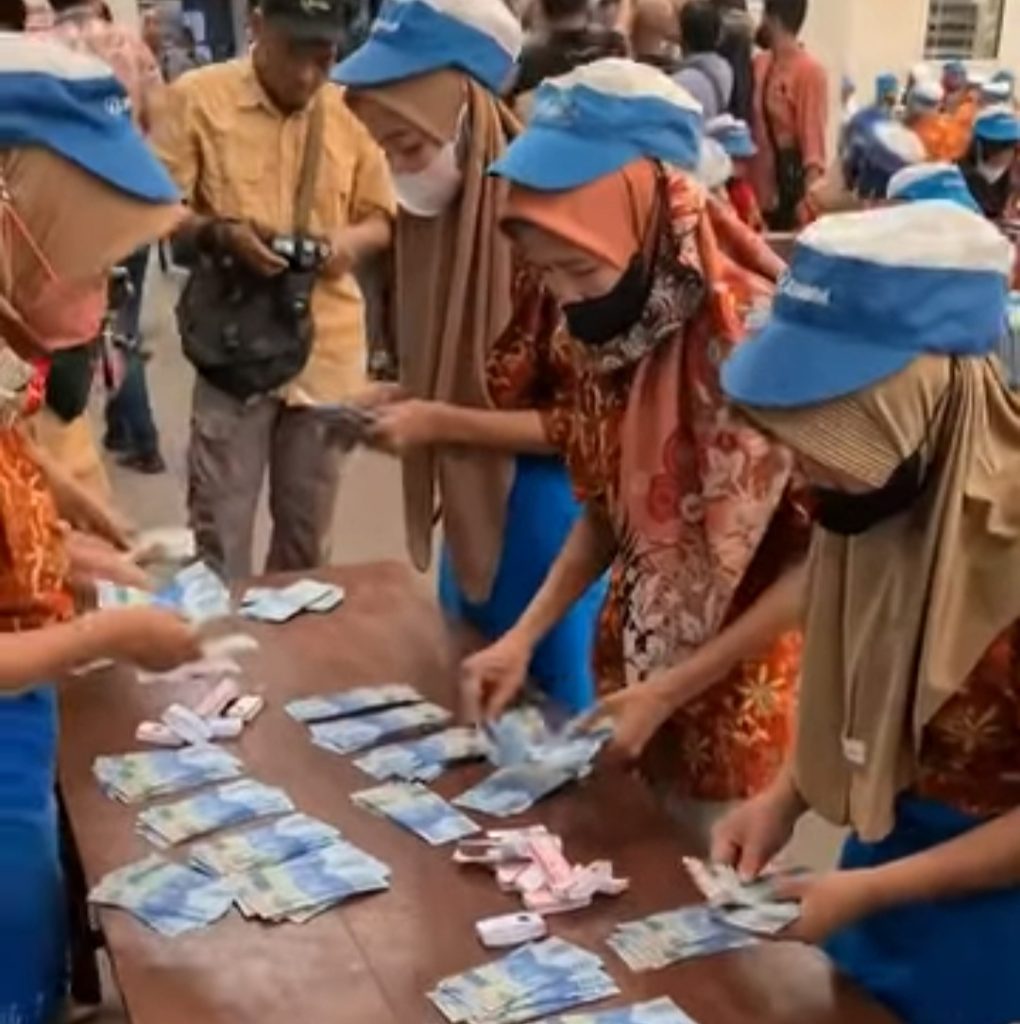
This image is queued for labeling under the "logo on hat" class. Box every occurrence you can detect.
[104,94,132,119]
[778,271,831,307]
[534,89,575,125]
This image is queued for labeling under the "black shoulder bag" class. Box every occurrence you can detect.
[762,58,806,232]
[177,95,326,401]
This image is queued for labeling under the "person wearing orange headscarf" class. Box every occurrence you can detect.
[0,40,202,1021]
[463,60,808,841]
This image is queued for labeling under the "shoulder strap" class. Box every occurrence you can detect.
[293,93,326,235]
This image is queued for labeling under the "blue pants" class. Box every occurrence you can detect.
[0,687,65,1023]
[828,797,1020,1024]
[105,246,160,457]
[439,455,606,714]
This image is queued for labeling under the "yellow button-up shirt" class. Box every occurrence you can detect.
[154,59,395,403]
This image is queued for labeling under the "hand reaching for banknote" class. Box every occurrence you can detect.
[771,870,882,945]
[100,607,202,672]
[461,630,532,723]
[579,680,675,764]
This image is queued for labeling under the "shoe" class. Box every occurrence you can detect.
[118,451,166,475]
[103,432,130,454]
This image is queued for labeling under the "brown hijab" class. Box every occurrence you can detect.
[349,72,518,602]
[1,146,183,358]
[747,355,1020,840]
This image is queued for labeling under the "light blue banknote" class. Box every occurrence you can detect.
[188,813,342,876]
[429,937,619,1024]
[607,906,757,971]
[452,762,576,818]
[160,562,232,624]
[310,702,452,755]
[486,707,613,779]
[537,997,698,1024]
[352,781,480,846]
[241,579,345,623]
[352,727,487,782]
[286,683,424,723]
[137,779,295,848]
[231,839,391,922]
[485,707,551,767]
[93,747,244,804]
[89,854,234,937]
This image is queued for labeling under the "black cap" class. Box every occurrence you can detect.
[260,0,348,42]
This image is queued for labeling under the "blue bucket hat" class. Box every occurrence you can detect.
[980,78,1014,105]
[721,203,1013,409]
[332,0,522,94]
[706,114,756,158]
[887,162,981,213]
[489,59,704,192]
[974,104,1020,144]
[0,36,178,203]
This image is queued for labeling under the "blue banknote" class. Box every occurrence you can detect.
[452,762,576,818]
[93,747,244,804]
[286,684,424,724]
[310,702,451,755]
[352,727,487,783]
[89,854,234,937]
[537,997,699,1024]
[352,781,480,845]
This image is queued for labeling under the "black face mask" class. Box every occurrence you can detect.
[562,253,651,348]
[811,448,930,536]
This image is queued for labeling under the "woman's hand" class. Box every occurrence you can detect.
[776,870,882,945]
[581,680,675,763]
[461,630,533,723]
[711,776,805,881]
[101,607,202,672]
[366,399,447,456]
[67,529,151,591]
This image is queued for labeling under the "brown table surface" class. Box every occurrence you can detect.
[59,562,898,1024]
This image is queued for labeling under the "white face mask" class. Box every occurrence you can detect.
[976,158,1012,184]
[392,140,464,218]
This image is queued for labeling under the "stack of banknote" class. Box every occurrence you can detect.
[607,906,757,971]
[538,999,699,1024]
[353,727,487,783]
[285,683,424,724]
[93,747,244,803]
[188,813,343,876]
[351,781,480,845]
[136,779,295,847]
[453,762,579,819]
[428,937,619,1024]
[240,579,345,623]
[97,561,232,625]
[89,854,235,937]
[681,857,803,935]
[309,702,452,755]
[230,839,391,923]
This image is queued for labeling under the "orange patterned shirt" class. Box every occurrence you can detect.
[915,625,1020,818]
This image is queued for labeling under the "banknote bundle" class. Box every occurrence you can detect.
[352,781,480,845]
[137,779,295,847]
[188,813,342,876]
[453,763,577,819]
[93,747,244,804]
[285,683,424,724]
[240,579,345,623]
[681,857,803,935]
[353,727,487,782]
[455,827,629,916]
[96,561,232,625]
[89,854,234,937]
[309,702,452,755]
[607,906,757,971]
[538,999,699,1024]
[231,839,391,922]
[428,937,619,1024]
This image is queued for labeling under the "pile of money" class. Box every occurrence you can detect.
[136,779,295,847]
[231,839,391,922]
[310,702,452,755]
[188,813,342,876]
[453,763,577,819]
[97,562,232,625]
[241,579,344,623]
[428,937,619,1024]
[93,747,244,803]
[352,781,480,846]
[89,854,234,937]
[682,857,802,935]
[285,683,423,724]
[539,998,699,1024]
[607,906,757,971]
[353,727,487,783]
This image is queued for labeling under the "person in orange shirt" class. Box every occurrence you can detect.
[905,78,956,162]
[749,0,828,230]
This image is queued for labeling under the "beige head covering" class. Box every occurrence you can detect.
[747,355,1020,840]
[349,71,519,602]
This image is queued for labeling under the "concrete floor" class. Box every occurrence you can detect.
[85,264,842,1017]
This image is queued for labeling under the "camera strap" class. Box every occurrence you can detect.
[293,91,326,236]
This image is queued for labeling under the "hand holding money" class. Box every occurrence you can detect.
[767,870,882,945]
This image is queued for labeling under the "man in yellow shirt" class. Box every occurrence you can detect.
[154,0,395,579]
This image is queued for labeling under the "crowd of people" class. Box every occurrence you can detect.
[0,0,1019,1022]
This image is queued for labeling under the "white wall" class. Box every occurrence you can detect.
[108,0,140,27]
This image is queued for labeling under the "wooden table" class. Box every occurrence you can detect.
[59,562,898,1024]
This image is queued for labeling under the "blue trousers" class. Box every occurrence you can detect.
[828,797,1020,1024]
[439,455,606,713]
